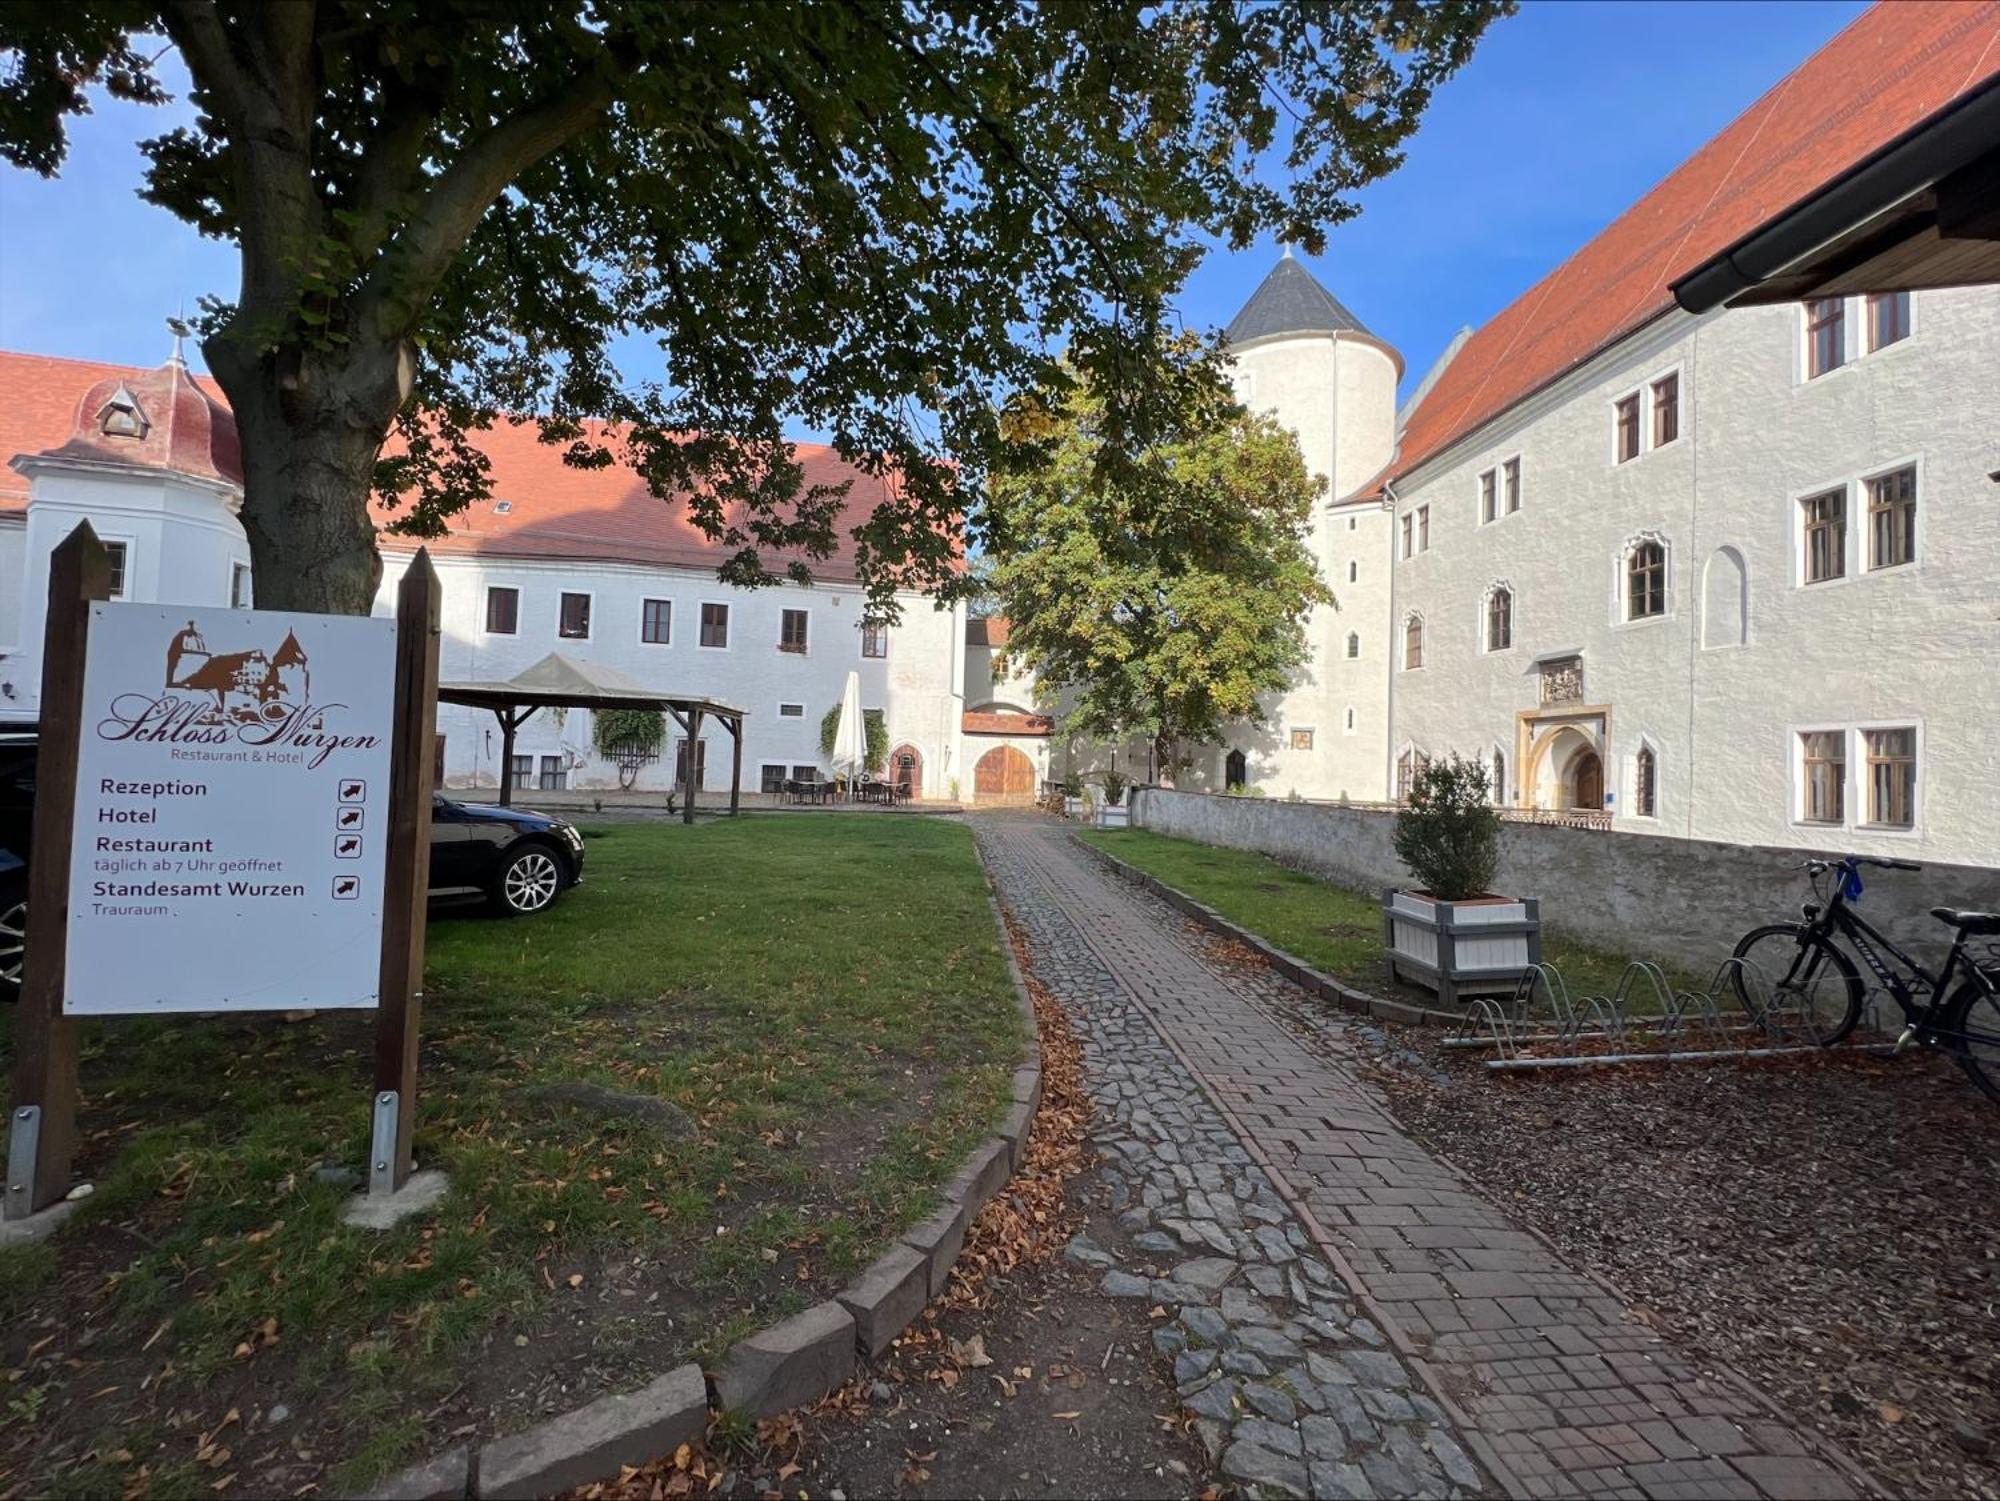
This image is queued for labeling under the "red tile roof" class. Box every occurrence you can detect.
[0,352,231,508]
[0,350,931,586]
[1392,0,2000,483]
[966,614,1011,647]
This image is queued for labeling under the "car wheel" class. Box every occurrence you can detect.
[492,843,564,916]
[0,881,25,997]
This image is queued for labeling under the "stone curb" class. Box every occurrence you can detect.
[1075,836,1463,1027]
[368,855,1045,1501]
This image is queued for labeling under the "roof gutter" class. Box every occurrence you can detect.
[1671,73,2000,313]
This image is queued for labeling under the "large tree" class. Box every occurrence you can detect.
[0,2,1505,614]
[985,339,1330,777]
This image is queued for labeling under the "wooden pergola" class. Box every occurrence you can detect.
[438,652,746,823]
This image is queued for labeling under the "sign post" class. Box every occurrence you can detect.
[3,525,441,1219]
[371,552,440,1195]
[6,524,108,1220]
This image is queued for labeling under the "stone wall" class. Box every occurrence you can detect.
[1131,787,2000,975]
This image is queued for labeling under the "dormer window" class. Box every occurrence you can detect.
[97,385,149,440]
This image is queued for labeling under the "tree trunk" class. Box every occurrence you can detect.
[1153,729,1178,788]
[208,333,414,616]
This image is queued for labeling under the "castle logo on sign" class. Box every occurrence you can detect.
[90,617,384,770]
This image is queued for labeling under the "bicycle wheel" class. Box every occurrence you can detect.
[1940,978,2000,1105]
[1730,923,1864,1043]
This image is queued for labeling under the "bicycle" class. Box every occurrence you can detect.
[1731,855,2000,1103]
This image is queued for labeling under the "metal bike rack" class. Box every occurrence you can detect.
[1447,957,1899,1074]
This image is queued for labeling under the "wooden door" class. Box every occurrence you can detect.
[974,744,1035,802]
[1570,749,1602,810]
[891,744,922,800]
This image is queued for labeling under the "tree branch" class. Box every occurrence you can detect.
[355,51,633,344]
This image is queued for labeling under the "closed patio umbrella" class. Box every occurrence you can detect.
[829,670,866,788]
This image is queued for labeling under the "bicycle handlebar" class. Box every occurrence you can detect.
[1799,855,1923,875]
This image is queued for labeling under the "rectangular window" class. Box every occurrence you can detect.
[1864,727,1916,828]
[1799,731,1844,825]
[508,753,534,788]
[1417,505,1430,552]
[1802,488,1846,584]
[1866,291,1909,352]
[230,561,252,609]
[1806,297,1845,378]
[1400,514,1412,559]
[558,591,591,640]
[861,622,887,658]
[759,764,787,795]
[103,540,129,599]
[538,755,566,791]
[1614,394,1640,462]
[1289,728,1314,752]
[1866,466,1915,570]
[779,608,809,653]
[1651,372,1679,447]
[699,602,729,648]
[778,702,805,718]
[791,763,819,783]
[1503,456,1520,513]
[485,586,519,635]
[640,598,671,644]
[1479,469,1497,525]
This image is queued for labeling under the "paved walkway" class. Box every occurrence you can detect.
[976,815,1872,1501]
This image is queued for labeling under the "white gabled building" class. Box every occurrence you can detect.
[0,350,1047,805]
[1212,3,2000,866]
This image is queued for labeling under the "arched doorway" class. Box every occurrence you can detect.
[973,744,1035,803]
[1569,748,1603,811]
[1225,749,1247,788]
[890,743,922,801]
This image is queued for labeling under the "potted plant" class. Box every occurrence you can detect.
[1095,770,1131,828]
[1383,754,1540,1005]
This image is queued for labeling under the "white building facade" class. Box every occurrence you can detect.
[1387,286,2000,866]
[0,350,1026,804]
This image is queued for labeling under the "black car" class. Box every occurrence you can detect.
[0,729,585,991]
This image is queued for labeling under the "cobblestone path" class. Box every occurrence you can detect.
[975,815,1873,1501]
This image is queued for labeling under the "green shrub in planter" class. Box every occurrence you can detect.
[1100,770,1128,807]
[1392,755,1499,901]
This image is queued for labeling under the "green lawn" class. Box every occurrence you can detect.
[1,815,1019,1497]
[1076,826,1673,1006]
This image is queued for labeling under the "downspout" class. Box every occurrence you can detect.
[1383,475,1401,802]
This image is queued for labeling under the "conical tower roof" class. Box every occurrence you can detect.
[1225,251,1374,345]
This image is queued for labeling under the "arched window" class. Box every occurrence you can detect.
[1396,748,1429,801]
[1403,615,1424,670]
[1485,586,1513,651]
[1702,546,1748,648]
[1491,748,1506,805]
[1345,631,1360,659]
[1347,559,1359,583]
[1634,745,1658,818]
[1626,541,1667,619]
[1225,749,1248,789]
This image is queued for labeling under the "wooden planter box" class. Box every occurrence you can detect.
[1382,889,1541,1006]
[1064,796,1088,819]
[1095,803,1130,829]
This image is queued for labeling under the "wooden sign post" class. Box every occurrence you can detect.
[6,525,109,1220]
[371,551,440,1195]
[4,528,442,1219]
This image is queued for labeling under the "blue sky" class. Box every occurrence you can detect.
[0,1,1866,409]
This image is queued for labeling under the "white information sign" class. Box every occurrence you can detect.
[65,603,397,1014]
